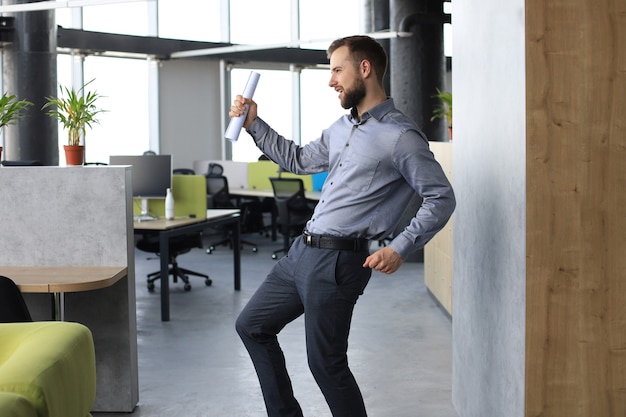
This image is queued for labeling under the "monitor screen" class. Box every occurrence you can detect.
[109,154,172,198]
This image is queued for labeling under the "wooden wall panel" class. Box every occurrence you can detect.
[525,0,626,415]
[425,142,454,315]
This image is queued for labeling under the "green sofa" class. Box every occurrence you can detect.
[0,321,96,417]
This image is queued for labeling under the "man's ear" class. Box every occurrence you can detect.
[360,59,373,78]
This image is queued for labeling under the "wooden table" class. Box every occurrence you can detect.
[134,209,241,321]
[3,266,128,321]
[229,187,321,201]
[228,188,320,241]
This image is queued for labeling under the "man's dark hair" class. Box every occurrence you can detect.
[327,35,388,85]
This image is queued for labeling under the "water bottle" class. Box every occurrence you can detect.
[165,188,175,220]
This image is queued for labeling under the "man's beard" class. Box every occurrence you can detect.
[340,76,366,110]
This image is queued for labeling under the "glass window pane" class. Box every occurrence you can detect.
[83,2,150,36]
[83,56,150,163]
[158,0,223,42]
[55,8,72,28]
[230,0,291,45]
[300,68,348,146]
[299,0,360,49]
[444,1,452,56]
[55,54,73,163]
[230,68,292,162]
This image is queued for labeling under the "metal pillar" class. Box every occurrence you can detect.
[363,0,391,94]
[390,0,448,141]
[3,0,58,165]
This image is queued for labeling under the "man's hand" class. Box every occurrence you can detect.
[229,95,258,129]
[363,246,404,274]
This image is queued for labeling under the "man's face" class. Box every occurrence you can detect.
[329,46,366,110]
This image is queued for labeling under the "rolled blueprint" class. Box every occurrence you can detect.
[225,71,261,142]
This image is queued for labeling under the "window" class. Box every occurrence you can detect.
[228,0,360,159]
[229,0,291,45]
[230,68,292,162]
[82,56,150,163]
[299,0,361,48]
[300,68,348,145]
[3,0,366,165]
[158,0,223,42]
[82,2,151,36]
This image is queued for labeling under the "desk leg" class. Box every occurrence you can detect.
[271,209,277,241]
[160,231,170,321]
[54,292,65,321]
[233,218,241,291]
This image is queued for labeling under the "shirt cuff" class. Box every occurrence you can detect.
[388,233,417,260]
[245,117,269,140]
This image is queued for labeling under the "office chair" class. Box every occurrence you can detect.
[0,276,33,322]
[269,177,315,259]
[135,175,212,292]
[137,233,210,291]
[205,174,258,253]
[173,168,195,175]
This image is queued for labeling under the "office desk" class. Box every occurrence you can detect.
[134,209,241,321]
[230,188,321,201]
[3,266,127,321]
[229,188,319,241]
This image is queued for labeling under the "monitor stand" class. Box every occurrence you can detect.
[134,198,157,222]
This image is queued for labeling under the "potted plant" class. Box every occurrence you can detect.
[42,80,105,165]
[430,88,452,140]
[0,92,34,161]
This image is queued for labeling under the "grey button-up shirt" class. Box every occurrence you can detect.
[246,98,455,259]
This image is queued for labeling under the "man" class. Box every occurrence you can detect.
[232,35,455,417]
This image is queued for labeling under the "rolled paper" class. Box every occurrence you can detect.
[225,71,261,142]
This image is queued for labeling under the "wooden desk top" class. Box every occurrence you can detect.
[229,188,321,201]
[134,209,240,231]
[1,266,128,293]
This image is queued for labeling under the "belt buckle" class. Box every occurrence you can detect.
[305,233,312,246]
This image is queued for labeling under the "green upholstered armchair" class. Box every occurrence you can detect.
[0,321,96,417]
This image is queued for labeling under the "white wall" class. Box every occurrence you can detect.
[451,1,527,417]
[158,58,223,169]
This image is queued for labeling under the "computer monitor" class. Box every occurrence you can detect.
[109,154,172,217]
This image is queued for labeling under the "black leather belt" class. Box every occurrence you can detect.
[302,231,369,252]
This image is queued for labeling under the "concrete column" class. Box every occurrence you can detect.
[3,0,58,165]
[390,0,447,141]
[363,0,391,94]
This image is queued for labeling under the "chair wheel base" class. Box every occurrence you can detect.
[205,278,212,286]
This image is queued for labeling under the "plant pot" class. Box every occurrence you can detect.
[0,146,2,162]
[448,127,453,141]
[64,145,85,166]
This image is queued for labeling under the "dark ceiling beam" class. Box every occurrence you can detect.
[57,26,228,58]
[56,27,328,66]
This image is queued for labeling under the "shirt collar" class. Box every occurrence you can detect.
[349,98,395,124]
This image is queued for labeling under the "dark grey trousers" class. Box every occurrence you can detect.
[235,237,372,417]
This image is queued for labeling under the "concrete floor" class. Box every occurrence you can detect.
[94,231,457,417]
